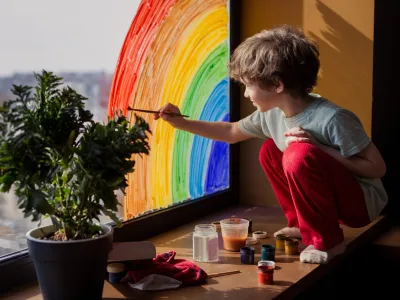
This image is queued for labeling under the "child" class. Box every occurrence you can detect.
[154,25,388,264]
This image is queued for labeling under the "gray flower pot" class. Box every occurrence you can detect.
[26,224,113,300]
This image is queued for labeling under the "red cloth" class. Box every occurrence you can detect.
[259,139,371,250]
[124,251,208,286]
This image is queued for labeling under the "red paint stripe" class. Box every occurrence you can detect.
[108,0,178,117]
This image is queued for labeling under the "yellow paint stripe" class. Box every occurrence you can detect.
[150,6,228,205]
[124,0,227,218]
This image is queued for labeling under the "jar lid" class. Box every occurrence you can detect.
[258,260,275,271]
[275,234,288,240]
[240,246,255,253]
[252,231,268,239]
[107,263,125,273]
[261,244,275,250]
[194,224,217,232]
[246,237,258,245]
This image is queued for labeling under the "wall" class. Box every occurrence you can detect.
[239,0,374,206]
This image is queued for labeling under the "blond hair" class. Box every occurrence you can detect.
[229,25,320,97]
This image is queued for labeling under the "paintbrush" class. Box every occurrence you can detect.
[208,270,241,278]
[128,107,190,118]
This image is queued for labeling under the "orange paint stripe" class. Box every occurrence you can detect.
[108,0,178,117]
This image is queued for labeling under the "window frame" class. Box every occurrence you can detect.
[371,0,398,221]
[0,1,241,292]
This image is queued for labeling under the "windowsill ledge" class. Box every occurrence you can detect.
[5,205,390,300]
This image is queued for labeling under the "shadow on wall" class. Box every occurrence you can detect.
[239,0,304,207]
[309,0,373,135]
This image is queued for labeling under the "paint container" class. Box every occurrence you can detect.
[244,217,253,233]
[257,260,275,285]
[261,244,276,261]
[193,224,219,262]
[107,263,125,284]
[240,247,255,264]
[275,234,288,251]
[252,231,268,239]
[220,218,249,252]
[284,238,299,255]
[246,237,258,245]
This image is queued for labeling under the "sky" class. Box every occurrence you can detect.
[0,0,142,75]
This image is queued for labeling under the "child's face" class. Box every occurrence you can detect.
[243,81,280,112]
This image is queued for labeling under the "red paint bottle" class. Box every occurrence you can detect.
[257,260,275,285]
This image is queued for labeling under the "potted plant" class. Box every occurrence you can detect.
[0,70,150,300]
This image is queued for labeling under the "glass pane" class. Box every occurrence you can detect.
[0,0,232,258]
[0,0,141,258]
[108,0,231,221]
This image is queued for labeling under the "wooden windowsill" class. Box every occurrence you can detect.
[5,205,390,300]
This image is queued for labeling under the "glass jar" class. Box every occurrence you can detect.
[193,224,219,262]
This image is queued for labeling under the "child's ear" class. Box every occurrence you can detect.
[275,81,284,93]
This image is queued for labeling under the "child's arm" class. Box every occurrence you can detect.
[285,127,386,179]
[319,142,386,178]
[154,103,251,144]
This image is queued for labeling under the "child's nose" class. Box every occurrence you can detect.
[244,88,249,98]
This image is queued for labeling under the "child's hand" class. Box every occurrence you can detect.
[154,103,186,128]
[284,127,320,147]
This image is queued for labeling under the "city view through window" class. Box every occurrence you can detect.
[0,0,141,257]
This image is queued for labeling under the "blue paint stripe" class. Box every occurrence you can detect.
[189,78,229,198]
[205,113,230,194]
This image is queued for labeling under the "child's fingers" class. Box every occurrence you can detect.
[287,137,310,144]
[284,127,305,136]
[159,112,170,121]
[285,131,308,137]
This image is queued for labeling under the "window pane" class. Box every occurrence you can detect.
[0,0,141,259]
[108,0,231,220]
[0,0,232,259]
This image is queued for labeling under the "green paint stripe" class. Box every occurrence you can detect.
[172,42,228,202]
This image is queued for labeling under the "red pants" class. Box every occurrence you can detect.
[259,139,370,250]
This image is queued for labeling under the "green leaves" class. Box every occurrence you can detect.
[0,70,151,240]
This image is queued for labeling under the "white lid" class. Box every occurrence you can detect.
[107,263,125,273]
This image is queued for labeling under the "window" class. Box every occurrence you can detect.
[108,0,234,221]
[0,0,138,261]
[0,0,240,290]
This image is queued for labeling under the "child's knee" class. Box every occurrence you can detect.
[282,142,321,174]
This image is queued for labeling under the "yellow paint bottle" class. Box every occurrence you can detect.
[275,234,288,251]
[284,238,299,255]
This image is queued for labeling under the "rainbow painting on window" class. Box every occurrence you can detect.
[108,0,230,220]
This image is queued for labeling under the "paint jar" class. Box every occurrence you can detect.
[275,234,288,251]
[261,244,276,261]
[240,247,255,264]
[257,260,275,285]
[244,217,253,233]
[220,218,249,252]
[107,263,125,284]
[193,224,219,262]
[284,238,299,255]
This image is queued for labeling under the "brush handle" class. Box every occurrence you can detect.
[128,107,189,118]
[208,270,240,278]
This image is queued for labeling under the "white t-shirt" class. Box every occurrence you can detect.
[238,94,388,221]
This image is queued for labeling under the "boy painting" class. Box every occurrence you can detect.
[155,25,388,264]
